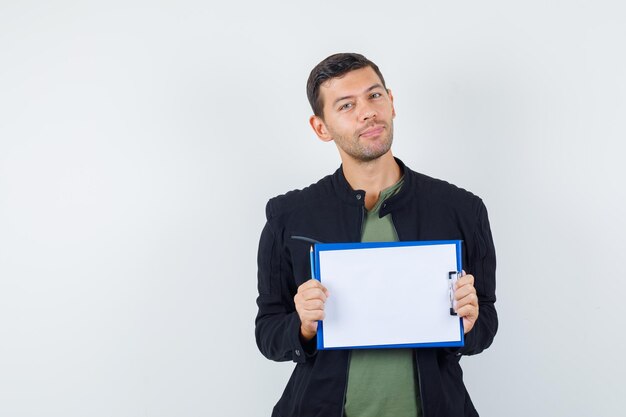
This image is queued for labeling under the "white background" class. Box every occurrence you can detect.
[1,1,625,416]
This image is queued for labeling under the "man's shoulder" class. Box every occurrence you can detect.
[408,168,484,211]
[413,170,480,198]
[264,173,335,220]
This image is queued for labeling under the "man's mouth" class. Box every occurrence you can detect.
[359,125,385,138]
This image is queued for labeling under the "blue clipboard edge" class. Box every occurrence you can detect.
[310,239,464,350]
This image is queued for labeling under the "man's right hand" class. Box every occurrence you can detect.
[294,279,329,341]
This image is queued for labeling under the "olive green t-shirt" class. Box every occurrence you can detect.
[344,177,422,417]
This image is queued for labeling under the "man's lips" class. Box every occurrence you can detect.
[359,125,385,138]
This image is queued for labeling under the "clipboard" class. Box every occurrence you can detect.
[310,240,464,350]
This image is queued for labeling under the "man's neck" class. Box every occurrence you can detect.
[341,151,402,210]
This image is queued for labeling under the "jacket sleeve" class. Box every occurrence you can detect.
[254,205,315,364]
[457,199,498,356]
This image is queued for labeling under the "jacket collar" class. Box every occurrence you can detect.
[332,157,415,215]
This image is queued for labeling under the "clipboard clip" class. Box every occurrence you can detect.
[449,271,461,316]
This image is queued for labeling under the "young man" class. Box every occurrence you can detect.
[255,53,497,417]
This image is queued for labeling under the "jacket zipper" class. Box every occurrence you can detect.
[415,351,426,417]
[389,212,401,241]
[339,350,352,417]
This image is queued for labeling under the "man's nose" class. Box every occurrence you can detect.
[359,103,377,121]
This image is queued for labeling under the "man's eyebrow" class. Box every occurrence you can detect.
[332,83,385,107]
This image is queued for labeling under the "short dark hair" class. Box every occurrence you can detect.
[306,53,387,118]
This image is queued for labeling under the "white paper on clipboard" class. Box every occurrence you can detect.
[315,241,463,349]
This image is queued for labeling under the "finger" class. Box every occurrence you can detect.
[301,309,325,322]
[454,284,476,301]
[298,279,330,298]
[295,286,328,302]
[456,292,479,308]
[456,303,478,319]
[302,299,325,311]
[455,274,474,289]
[454,293,478,314]
[300,287,329,302]
[455,292,478,307]
[455,274,474,287]
[299,279,328,292]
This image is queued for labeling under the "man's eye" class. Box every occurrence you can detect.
[371,92,382,99]
[339,103,353,111]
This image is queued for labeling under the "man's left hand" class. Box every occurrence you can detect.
[454,272,479,334]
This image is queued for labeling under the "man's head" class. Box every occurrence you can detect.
[307,53,396,164]
[307,53,387,119]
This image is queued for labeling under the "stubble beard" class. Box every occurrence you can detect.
[333,121,394,163]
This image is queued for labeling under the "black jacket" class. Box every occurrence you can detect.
[255,159,497,417]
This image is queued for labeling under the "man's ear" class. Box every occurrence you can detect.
[387,88,396,119]
[309,115,333,142]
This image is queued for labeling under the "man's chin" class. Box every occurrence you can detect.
[354,147,393,163]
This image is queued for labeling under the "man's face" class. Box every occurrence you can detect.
[312,66,396,163]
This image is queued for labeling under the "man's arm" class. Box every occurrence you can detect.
[254,220,320,364]
[454,200,498,355]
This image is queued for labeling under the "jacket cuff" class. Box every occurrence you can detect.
[444,320,482,357]
[288,312,318,363]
